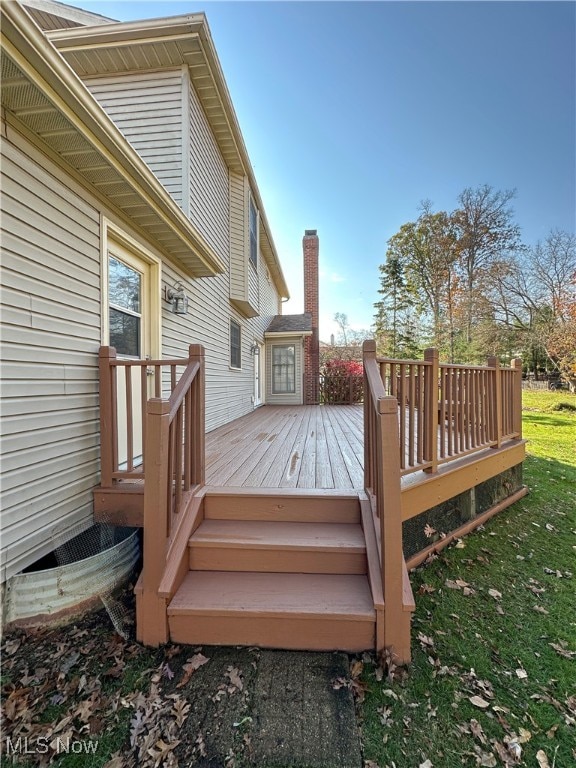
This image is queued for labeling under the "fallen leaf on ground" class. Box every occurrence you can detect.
[177,653,209,688]
[549,641,576,659]
[469,696,490,709]
[419,760,433,768]
[4,639,21,655]
[536,749,550,768]
[350,659,364,679]
[488,588,502,600]
[424,524,436,538]
[478,753,496,767]
[533,605,549,614]
[226,666,243,691]
[515,668,528,679]
[470,718,487,744]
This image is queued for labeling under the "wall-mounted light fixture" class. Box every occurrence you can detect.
[164,281,189,315]
[250,344,260,356]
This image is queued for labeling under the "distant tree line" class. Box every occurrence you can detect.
[373,185,576,385]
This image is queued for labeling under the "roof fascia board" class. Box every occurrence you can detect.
[3,2,225,276]
[264,331,313,338]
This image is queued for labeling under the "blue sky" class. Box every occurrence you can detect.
[57,0,575,341]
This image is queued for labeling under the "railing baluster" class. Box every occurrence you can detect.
[184,387,192,491]
[423,349,439,473]
[125,364,134,472]
[408,365,415,467]
[154,365,161,397]
[141,365,148,471]
[399,364,406,469]
[174,403,184,515]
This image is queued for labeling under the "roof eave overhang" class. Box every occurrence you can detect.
[1,2,225,278]
[47,14,290,299]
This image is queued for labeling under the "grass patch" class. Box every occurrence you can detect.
[361,390,576,767]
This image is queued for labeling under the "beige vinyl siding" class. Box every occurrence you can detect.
[160,239,280,430]
[229,171,248,302]
[265,336,304,406]
[0,133,101,582]
[161,263,253,430]
[85,70,184,207]
[188,74,229,267]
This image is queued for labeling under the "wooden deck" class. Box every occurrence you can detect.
[205,405,364,490]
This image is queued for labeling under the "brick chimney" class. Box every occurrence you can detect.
[303,230,319,404]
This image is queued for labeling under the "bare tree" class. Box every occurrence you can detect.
[452,185,524,345]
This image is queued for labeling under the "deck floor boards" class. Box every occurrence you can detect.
[206,406,364,490]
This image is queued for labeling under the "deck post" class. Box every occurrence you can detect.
[423,348,439,473]
[378,396,411,663]
[512,358,523,438]
[188,344,206,485]
[487,356,502,448]
[141,398,171,646]
[98,346,117,488]
[363,340,377,492]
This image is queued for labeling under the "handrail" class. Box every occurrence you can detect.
[140,343,205,646]
[363,340,411,663]
[364,357,387,402]
[168,360,200,420]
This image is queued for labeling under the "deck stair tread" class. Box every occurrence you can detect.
[168,571,375,621]
[189,520,366,552]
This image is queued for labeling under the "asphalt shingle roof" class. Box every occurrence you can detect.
[265,313,312,334]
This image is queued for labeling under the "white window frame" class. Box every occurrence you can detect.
[271,344,296,394]
[249,196,258,270]
[230,318,242,370]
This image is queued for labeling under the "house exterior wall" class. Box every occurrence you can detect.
[1,129,101,583]
[84,69,184,208]
[1,22,285,580]
[0,115,281,580]
[186,71,230,266]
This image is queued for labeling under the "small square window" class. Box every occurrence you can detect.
[230,319,241,369]
[249,198,258,269]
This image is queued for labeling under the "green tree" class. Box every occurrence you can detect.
[374,252,421,358]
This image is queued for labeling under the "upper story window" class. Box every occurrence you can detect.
[249,197,258,270]
[230,319,241,369]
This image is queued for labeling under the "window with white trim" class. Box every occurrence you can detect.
[249,197,258,269]
[272,344,296,393]
[230,319,242,369]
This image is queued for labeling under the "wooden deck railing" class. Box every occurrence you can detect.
[139,344,205,646]
[363,340,412,662]
[369,345,523,475]
[99,346,194,485]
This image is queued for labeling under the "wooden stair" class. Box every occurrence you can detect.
[165,490,378,652]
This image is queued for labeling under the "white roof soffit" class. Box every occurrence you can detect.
[47,12,290,300]
[1,2,225,278]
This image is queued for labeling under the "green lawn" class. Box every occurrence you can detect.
[361,390,576,767]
